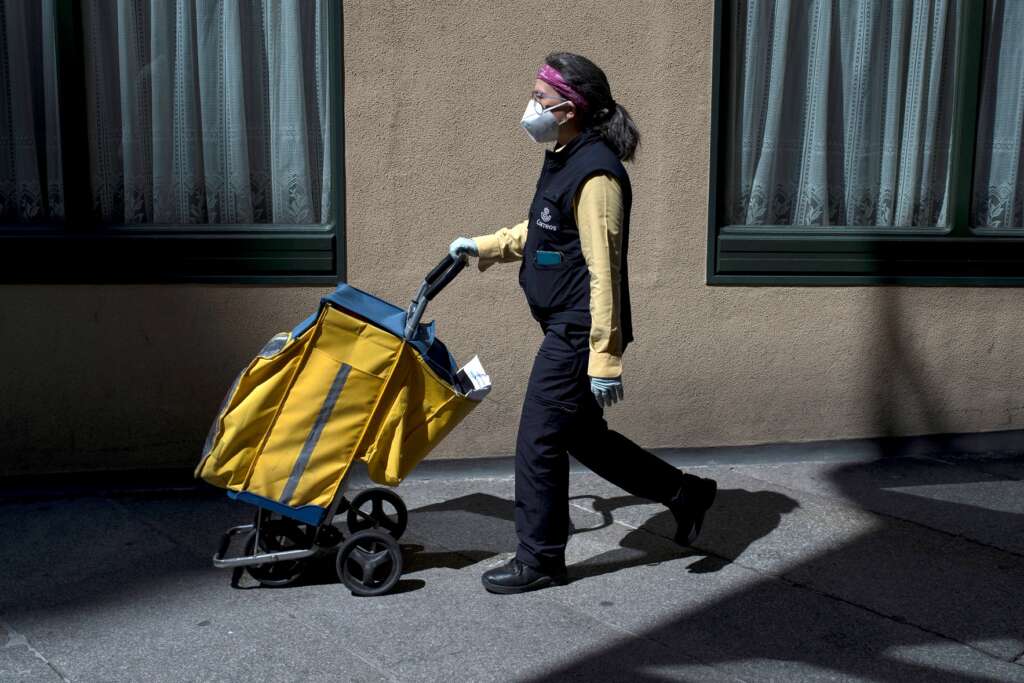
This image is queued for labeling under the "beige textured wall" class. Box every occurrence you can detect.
[2,0,1022,476]
[341,0,1024,459]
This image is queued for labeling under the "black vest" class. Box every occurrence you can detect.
[518,129,634,349]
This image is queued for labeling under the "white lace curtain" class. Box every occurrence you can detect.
[82,0,332,225]
[0,0,331,226]
[0,0,63,222]
[972,0,1024,229]
[723,0,1024,230]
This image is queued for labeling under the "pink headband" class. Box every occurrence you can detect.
[537,64,588,112]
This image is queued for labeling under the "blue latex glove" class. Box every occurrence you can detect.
[591,376,624,407]
[448,237,479,262]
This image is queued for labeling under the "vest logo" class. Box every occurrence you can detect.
[535,205,558,231]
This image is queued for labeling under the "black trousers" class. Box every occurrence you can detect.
[514,323,685,573]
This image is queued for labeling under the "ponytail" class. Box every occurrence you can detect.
[543,52,641,162]
[595,102,640,162]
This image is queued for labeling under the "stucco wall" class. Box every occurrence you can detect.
[3,0,1023,476]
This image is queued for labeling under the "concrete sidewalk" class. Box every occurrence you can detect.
[1,439,1023,682]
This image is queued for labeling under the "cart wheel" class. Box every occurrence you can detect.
[244,518,311,587]
[347,488,408,539]
[336,529,402,596]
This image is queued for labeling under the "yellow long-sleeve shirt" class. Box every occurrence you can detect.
[472,173,625,378]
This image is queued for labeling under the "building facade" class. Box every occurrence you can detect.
[2,0,1022,476]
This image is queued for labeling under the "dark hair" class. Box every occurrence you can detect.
[544,52,640,162]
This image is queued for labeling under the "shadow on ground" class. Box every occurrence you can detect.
[526,451,1024,682]
[1,447,1021,682]
[0,486,787,608]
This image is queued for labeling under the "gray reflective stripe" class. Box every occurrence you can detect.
[280,363,351,505]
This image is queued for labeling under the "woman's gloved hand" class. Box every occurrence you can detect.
[448,237,479,262]
[590,376,624,407]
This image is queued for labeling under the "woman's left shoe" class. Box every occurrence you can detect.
[481,558,568,594]
[669,474,718,546]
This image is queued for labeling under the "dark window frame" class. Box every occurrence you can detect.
[706,0,1024,286]
[0,0,346,284]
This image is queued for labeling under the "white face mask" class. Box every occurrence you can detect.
[520,99,570,143]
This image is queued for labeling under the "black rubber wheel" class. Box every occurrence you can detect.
[346,488,408,539]
[244,516,311,587]
[336,529,403,596]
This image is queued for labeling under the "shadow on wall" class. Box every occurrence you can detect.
[0,285,318,476]
[867,286,947,453]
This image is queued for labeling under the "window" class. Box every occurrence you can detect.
[708,0,1024,285]
[0,0,344,283]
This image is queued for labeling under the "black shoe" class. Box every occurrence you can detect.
[481,558,568,595]
[669,474,717,546]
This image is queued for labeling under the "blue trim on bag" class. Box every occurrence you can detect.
[227,490,327,526]
[322,284,429,343]
[290,311,319,339]
[288,283,458,384]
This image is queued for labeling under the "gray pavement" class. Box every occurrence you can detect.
[1,438,1023,682]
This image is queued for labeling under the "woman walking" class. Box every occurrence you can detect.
[449,52,717,594]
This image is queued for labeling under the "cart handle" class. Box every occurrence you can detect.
[404,254,466,340]
[424,254,466,301]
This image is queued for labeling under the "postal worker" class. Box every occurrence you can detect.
[449,52,717,594]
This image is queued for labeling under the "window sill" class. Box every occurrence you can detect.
[0,229,341,284]
[711,230,1024,286]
